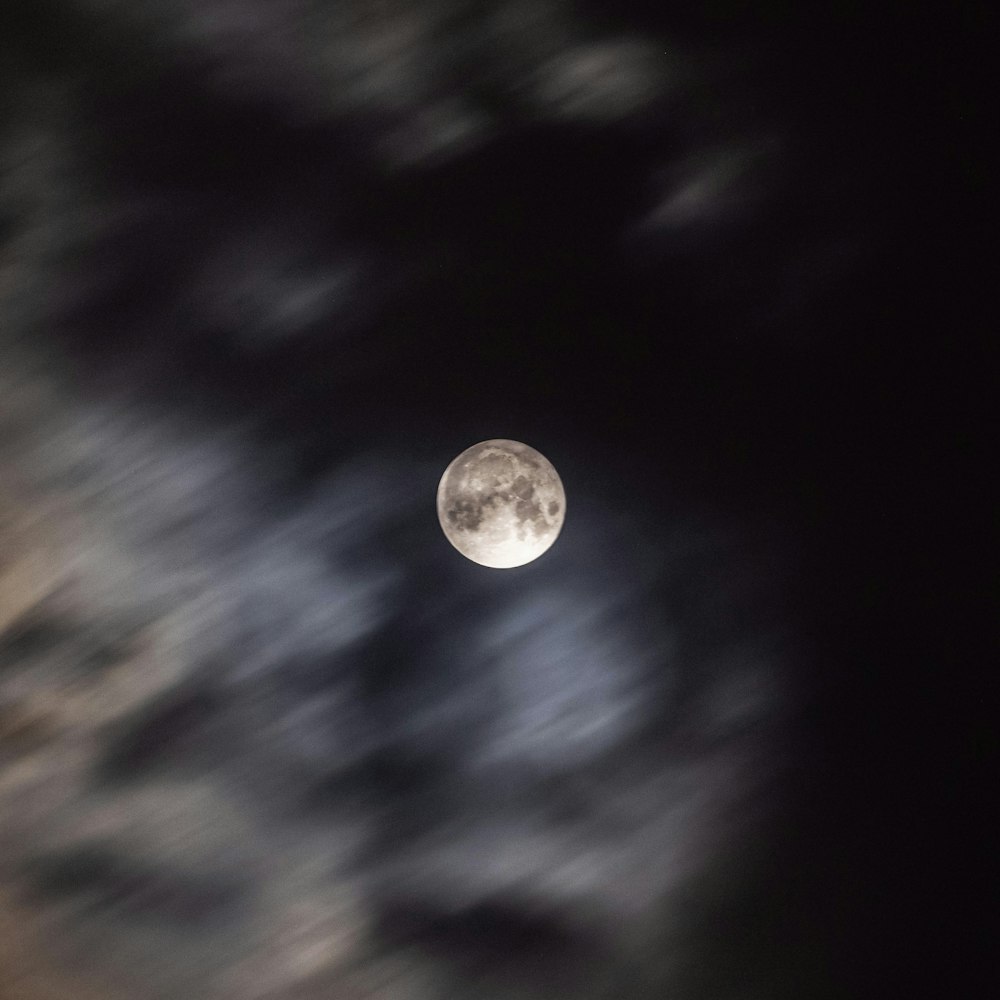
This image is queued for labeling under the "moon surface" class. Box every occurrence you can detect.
[437,440,566,568]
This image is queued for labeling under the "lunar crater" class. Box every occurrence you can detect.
[448,497,484,531]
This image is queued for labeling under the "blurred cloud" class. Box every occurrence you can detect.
[530,38,669,123]
[0,348,790,996]
[474,585,654,767]
[0,3,801,997]
[638,140,779,236]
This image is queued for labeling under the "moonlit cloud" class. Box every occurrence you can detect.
[1,341,789,996]
[0,3,821,997]
[531,39,669,123]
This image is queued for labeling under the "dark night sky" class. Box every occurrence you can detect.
[0,4,989,998]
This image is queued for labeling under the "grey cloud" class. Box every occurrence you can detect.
[0,5,806,997]
[0,367,791,1000]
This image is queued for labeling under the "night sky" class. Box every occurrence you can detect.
[0,4,987,998]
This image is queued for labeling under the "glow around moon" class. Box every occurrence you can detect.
[437,440,566,568]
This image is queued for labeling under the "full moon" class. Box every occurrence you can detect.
[437,439,566,568]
